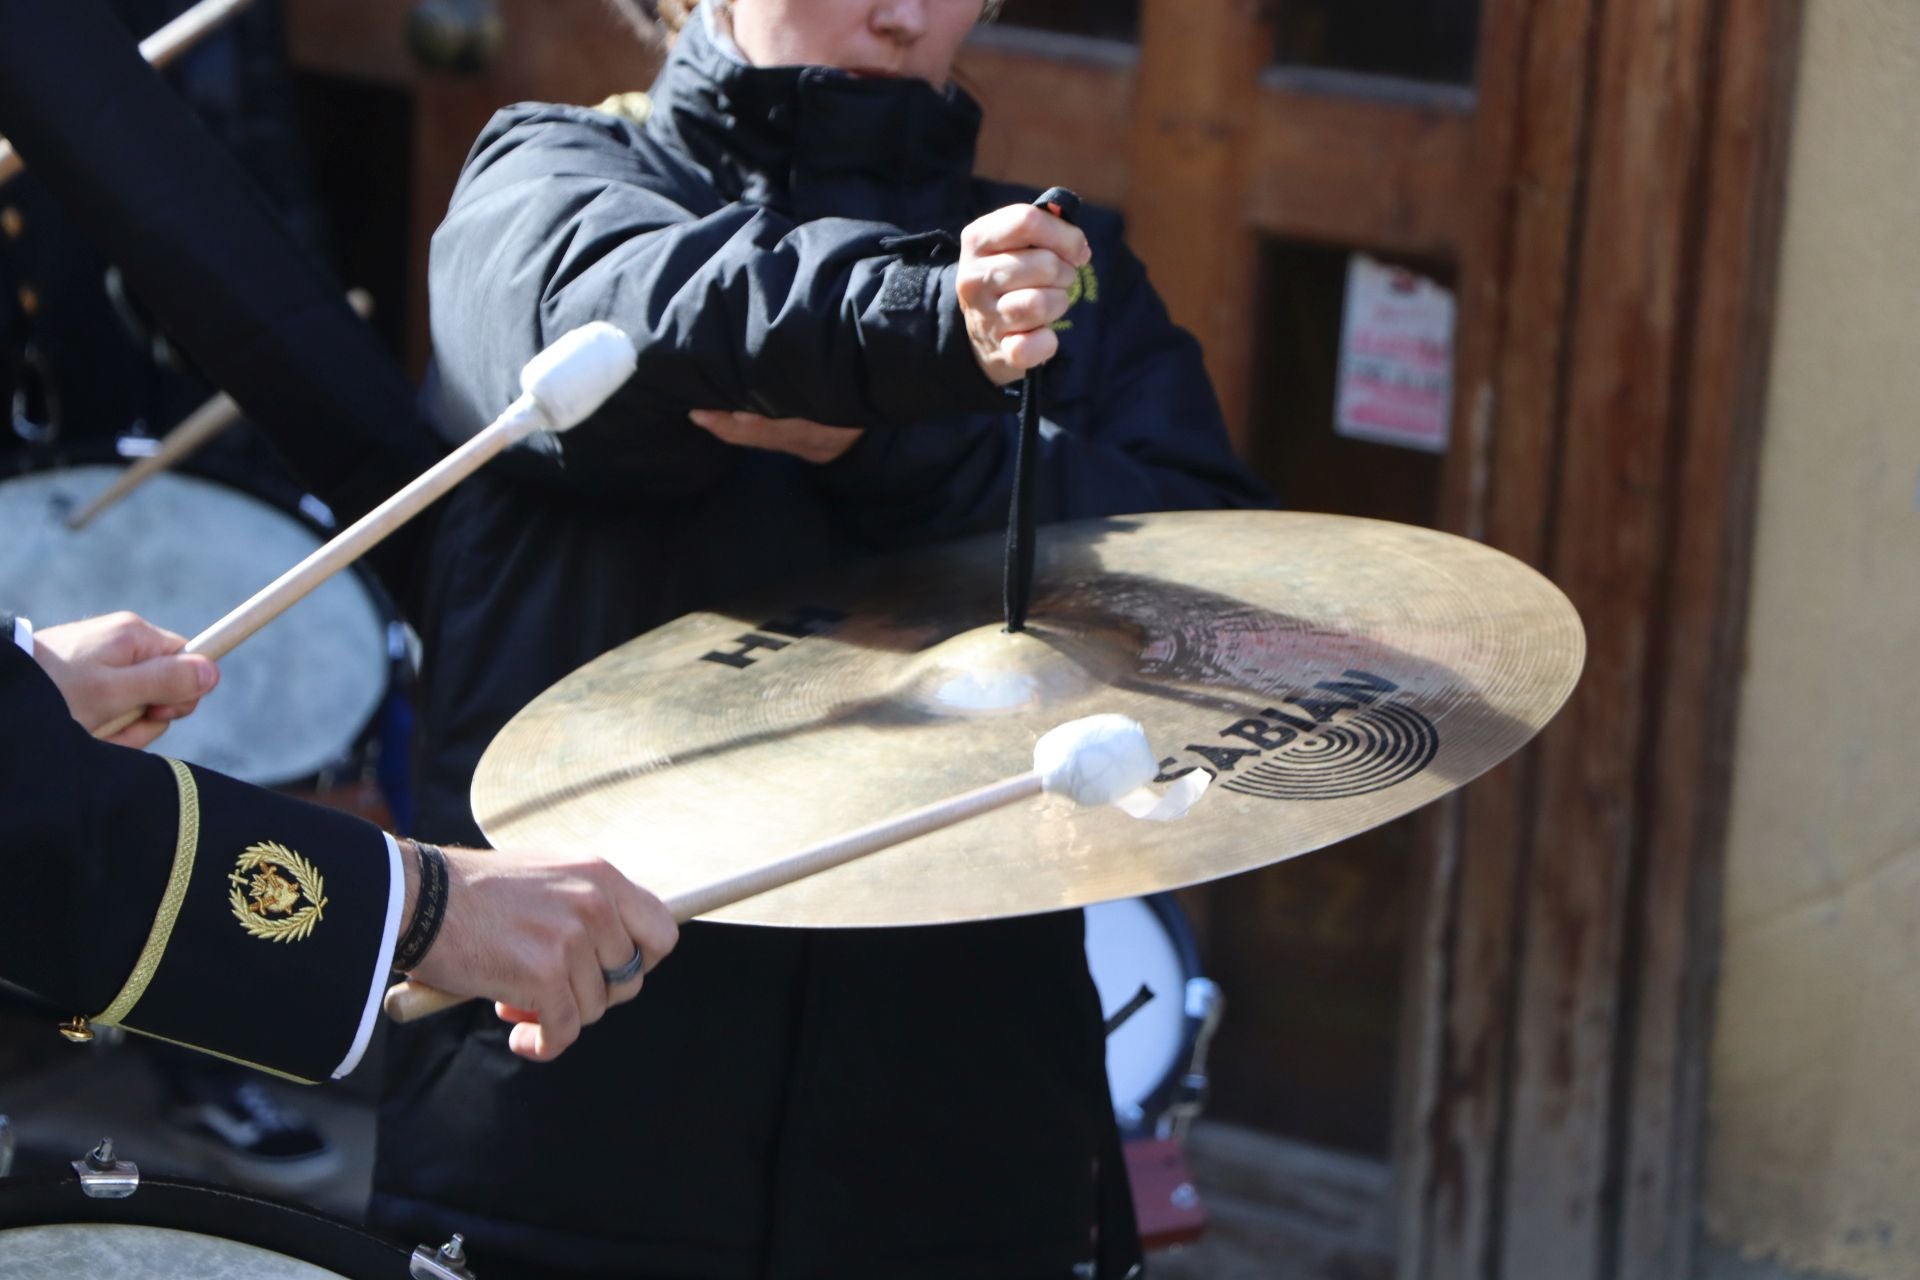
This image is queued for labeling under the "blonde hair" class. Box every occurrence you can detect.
[656,0,699,37]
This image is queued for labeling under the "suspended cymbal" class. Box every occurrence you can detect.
[474,511,1584,927]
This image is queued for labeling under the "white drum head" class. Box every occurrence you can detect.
[1084,897,1194,1116]
[0,466,389,785]
[0,1223,351,1279]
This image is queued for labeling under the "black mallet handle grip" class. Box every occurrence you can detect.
[1004,186,1082,634]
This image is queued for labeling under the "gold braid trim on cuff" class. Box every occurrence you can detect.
[114,1023,314,1085]
[95,758,200,1026]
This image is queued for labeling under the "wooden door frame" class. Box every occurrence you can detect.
[282,2,1803,1273]
[1402,1,1804,1277]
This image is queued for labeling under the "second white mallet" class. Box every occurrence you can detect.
[382,713,1191,1023]
[94,321,637,739]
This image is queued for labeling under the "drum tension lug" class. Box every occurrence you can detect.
[73,1137,140,1199]
[0,1115,14,1179]
[411,1231,478,1280]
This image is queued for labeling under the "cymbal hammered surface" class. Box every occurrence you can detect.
[474,511,1584,926]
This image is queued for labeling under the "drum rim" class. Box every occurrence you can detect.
[0,440,405,629]
[1137,892,1203,981]
[0,451,406,789]
[0,1171,408,1276]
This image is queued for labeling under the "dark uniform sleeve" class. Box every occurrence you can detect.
[0,642,394,1083]
[812,216,1275,544]
[425,107,1010,495]
[0,0,443,587]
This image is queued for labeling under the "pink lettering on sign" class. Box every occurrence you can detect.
[1334,255,1456,453]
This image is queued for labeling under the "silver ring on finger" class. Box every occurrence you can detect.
[601,946,646,988]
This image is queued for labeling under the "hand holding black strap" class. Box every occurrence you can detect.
[1004,186,1080,635]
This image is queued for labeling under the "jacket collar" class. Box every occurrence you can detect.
[645,10,983,230]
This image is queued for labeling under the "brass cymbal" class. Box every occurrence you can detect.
[473,511,1584,927]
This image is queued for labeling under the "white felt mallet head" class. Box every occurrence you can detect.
[519,321,639,433]
[1033,714,1160,807]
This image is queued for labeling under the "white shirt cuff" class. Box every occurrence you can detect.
[331,832,406,1080]
[12,616,32,656]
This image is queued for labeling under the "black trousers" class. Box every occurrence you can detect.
[372,915,1142,1280]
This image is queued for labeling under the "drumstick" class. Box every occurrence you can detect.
[91,321,637,740]
[0,0,258,187]
[66,290,376,532]
[382,714,1175,1024]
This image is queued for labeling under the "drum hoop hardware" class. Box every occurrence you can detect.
[72,1138,140,1200]
[1159,977,1225,1142]
[410,1232,478,1280]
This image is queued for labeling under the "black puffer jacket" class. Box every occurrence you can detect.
[376,14,1271,1280]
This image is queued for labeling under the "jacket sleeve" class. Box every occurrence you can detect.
[426,108,1010,495]
[0,0,444,547]
[813,228,1275,545]
[0,643,396,1083]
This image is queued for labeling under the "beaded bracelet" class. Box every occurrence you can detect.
[394,839,449,973]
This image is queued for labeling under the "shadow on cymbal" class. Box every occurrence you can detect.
[481,554,1550,831]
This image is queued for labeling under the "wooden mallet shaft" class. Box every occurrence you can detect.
[382,712,1166,1024]
[0,0,258,187]
[68,395,240,533]
[88,396,544,743]
[66,291,375,532]
[382,771,1049,1023]
[189,396,548,662]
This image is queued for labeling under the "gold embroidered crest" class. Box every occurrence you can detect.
[228,842,327,943]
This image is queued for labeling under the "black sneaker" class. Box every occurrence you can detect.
[168,1076,343,1194]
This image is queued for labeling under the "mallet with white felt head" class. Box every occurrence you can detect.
[92,322,637,739]
[382,713,1198,1023]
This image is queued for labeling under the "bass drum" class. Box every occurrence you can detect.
[1083,894,1222,1139]
[0,460,393,788]
[0,1171,414,1279]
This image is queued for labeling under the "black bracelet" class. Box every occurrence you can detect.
[394,840,449,973]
